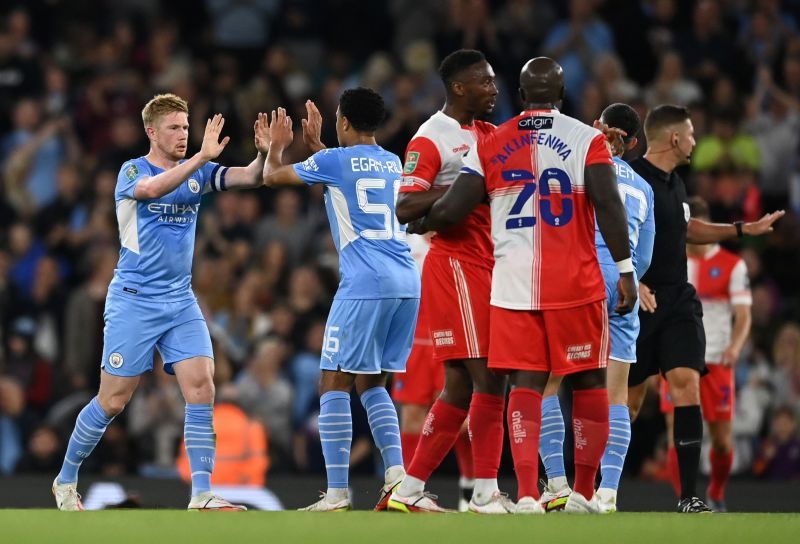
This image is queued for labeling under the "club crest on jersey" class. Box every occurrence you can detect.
[403,151,420,174]
[188,178,200,193]
[518,116,553,131]
[125,163,139,181]
[108,352,124,369]
[683,202,691,222]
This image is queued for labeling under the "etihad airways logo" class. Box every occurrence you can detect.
[147,202,200,223]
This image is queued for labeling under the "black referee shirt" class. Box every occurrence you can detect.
[629,157,689,287]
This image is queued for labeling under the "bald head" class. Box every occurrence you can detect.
[519,57,565,106]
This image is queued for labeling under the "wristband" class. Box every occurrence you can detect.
[615,258,634,274]
[734,221,744,238]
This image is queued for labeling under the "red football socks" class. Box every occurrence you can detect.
[400,432,420,467]
[454,428,474,479]
[406,399,467,482]
[572,388,609,499]
[469,392,505,479]
[507,388,542,499]
[708,448,733,501]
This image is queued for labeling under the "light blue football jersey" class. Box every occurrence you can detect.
[293,145,420,300]
[595,156,655,278]
[110,157,228,300]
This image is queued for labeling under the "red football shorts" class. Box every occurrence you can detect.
[488,300,609,375]
[391,298,444,405]
[660,364,734,422]
[422,254,490,362]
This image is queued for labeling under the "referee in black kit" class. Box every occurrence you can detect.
[626,105,784,513]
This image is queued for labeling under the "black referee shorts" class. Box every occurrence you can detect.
[628,282,707,387]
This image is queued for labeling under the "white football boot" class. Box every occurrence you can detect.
[52,478,84,511]
[564,491,600,513]
[515,496,546,514]
[188,491,247,511]
[468,491,516,514]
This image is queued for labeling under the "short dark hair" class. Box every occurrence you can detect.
[339,87,386,132]
[687,196,710,221]
[438,49,486,88]
[644,104,691,139]
[600,103,641,143]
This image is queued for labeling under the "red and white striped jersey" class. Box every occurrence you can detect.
[461,109,612,310]
[687,245,751,363]
[399,111,495,269]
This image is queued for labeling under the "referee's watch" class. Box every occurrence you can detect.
[734,221,744,238]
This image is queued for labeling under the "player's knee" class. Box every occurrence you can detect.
[440,385,471,409]
[100,393,130,417]
[401,405,427,433]
[668,373,700,405]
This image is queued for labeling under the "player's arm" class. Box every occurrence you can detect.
[396,137,445,224]
[396,187,448,224]
[722,259,753,366]
[134,114,229,199]
[261,108,305,187]
[412,172,486,232]
[722,304,752,367]
[214,112,269,190]
[687,211,785,244]
[636,200,656,279]
[586,161,637,315]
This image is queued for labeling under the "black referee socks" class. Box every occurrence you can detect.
[673,405,703,499]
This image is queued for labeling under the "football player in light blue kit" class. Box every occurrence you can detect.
[537,103,655,513]
[259,89,420,511]
[53,94,270,511]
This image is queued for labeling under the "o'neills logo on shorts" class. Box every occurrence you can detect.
[510,410,526,444]
[433,329,455,347]
[566,343,592,360]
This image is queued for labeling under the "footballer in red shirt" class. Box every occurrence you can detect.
[408,57,637,514]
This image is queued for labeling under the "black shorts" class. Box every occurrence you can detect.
[628,282,706,387]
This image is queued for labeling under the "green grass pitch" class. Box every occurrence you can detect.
[2,510,798,544]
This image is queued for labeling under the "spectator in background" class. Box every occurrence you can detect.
[1,99,78,212]
[593,53,640,105]
[692,109,760,174]
[753,406,800,479]
[62,248,117,392]
[746,66,800,211]
[644,51,703,107]
[14,425,62,474]
[178,384,269,486]
[4,317,52,416]
[771,322,800,410]
[289,320,325,467]
[127,367,185,474]
[254,188,314,266]
[543,0,612,106]
[678,0,742,91]
[0,376,25,474]
[237,337,294,468]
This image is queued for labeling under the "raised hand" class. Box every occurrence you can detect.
[744,210,785,236]
[268,107,294,151]
[199,114,230,161]
[254,112,270,154]
[301,100,325,153]
[593,119,627,157]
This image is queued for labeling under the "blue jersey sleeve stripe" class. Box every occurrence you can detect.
[209,164,221,191]
[460,166,483,177]
[218,167,228,191]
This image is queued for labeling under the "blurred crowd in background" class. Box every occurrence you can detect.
[1,0,800,487]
